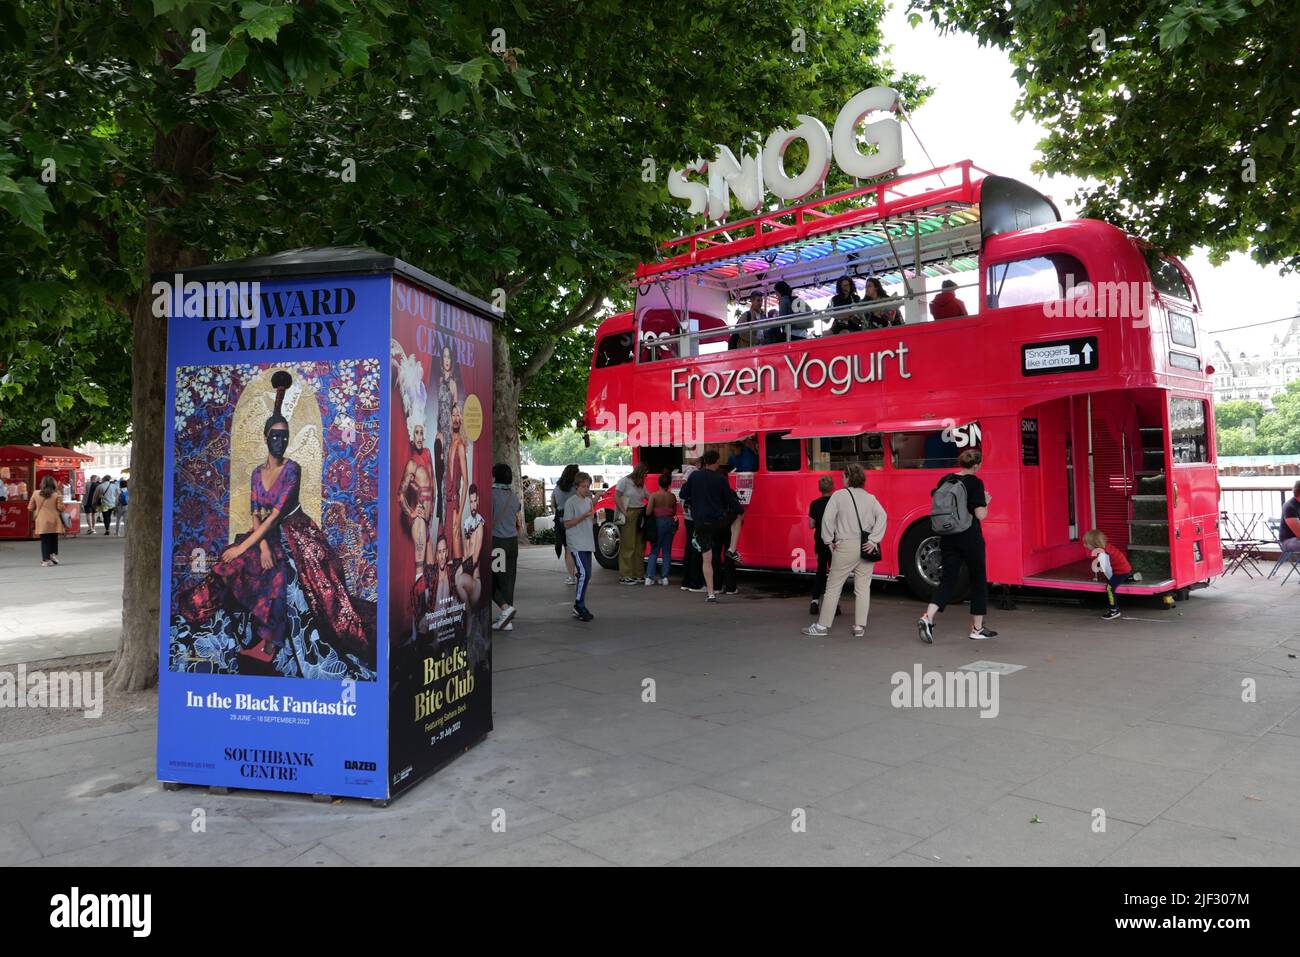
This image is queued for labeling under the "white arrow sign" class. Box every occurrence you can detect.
[1081,343,1093,363]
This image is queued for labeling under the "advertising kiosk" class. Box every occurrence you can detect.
[156,248,495,803]
[0,445,92,538]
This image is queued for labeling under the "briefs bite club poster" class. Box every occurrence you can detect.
[387,276,493,796]
[156,262,494,801]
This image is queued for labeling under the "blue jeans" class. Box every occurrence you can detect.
[645,517,675,579]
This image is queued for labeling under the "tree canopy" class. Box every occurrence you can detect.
[909,0,1298,271]
[0,0,921,688]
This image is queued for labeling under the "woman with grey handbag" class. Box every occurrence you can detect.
[802,464,887,639]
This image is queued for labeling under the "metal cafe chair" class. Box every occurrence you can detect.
[1264,518,1300,584]
[1221,511,1264,578]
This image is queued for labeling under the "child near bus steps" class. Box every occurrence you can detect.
[917,449,999,643]
[1084,529,1142,621]
[802,464,886,639]
[562,472,597,622]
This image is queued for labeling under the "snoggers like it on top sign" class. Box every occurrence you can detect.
[668,87,904,222]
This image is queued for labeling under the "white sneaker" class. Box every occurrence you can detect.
[500,622,513,632]
[659,577,669,586]
[564,575,576,585]
[644,578,654,586]
[802,623,829,637]
[852,625,865,639]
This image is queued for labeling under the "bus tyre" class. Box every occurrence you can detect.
[900,522,968,603]
[595,520,621,571]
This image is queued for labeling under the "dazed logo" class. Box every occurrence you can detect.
[344,759,377,771]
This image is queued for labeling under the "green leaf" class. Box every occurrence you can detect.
[0,176,54,233]
[447,57,491,86]
[338,29,377,68]
[408,38,435,75]
[234,1,295,43]
[177,39,249,91]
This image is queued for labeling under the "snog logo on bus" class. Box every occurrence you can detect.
[590,405,706,448]
[669,87,904,222]
[890,665,999,718]
[1043,280,1153,328]
[49,888,151,937]
[670,343,911,401]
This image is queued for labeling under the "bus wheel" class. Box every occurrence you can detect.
[595,521,621,571]
[900,522,967,602]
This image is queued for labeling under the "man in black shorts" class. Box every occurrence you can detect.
[680,450,739,601]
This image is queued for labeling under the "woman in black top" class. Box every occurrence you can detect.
[864,278,903,328]
[829,276,863,335]
[917,449,998,643]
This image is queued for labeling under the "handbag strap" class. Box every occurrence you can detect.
[843,488,866,537]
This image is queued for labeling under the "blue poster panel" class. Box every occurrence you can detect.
[157,273,391,799]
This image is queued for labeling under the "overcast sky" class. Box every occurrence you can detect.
[880,5,1300,354]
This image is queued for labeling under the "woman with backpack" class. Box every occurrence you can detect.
[917,448,998,643]
[802,464,887,639]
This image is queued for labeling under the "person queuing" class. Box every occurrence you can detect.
[562,471,597,621]
[679,460,706,594]
[81,474,99,534]
[864,278,903,328]
[491,463,523,631]
[680,450,739,602]
[95,476,119,535]
[551,464,580,585]
[114,479,128,536]
[807,475,840,618]
[803,465,886,638]
[828,276,864,335]
[615,463,650,584]
[929,279,968,320]
[917,449,998,643]
[643,471,677,586]
[29,476,65,567]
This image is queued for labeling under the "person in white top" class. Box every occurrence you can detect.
[802,464,887,639]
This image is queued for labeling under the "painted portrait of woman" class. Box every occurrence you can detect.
[175,370,375,674]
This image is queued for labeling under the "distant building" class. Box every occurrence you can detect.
[78,441,132,478]
[1212,314,1300,410]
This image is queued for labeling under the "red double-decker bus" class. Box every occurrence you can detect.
[585,161,1222,603]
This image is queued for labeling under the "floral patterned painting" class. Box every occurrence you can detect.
[168,359,381,680]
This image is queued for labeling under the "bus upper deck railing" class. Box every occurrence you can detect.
[635,280,979,361]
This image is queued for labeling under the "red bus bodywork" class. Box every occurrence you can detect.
[585,162,1221,600]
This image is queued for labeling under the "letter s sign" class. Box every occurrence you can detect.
[951,422,982,448]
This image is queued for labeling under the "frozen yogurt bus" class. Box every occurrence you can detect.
[586,161,1222,603]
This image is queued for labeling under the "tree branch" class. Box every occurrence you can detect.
[518,282,610,385]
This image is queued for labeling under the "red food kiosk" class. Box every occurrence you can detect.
[0,445,94,539]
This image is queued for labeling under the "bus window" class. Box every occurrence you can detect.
[806,433,884,472]
[986,253,1088,310]
[1144,250,1192,303]
[639,445,684,475]
[765,432,802,472]
[595,332,635,368]
[891,430,962,469]
[1170,398,1210,463]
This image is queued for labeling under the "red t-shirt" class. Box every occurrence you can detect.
[1099,543,1131,575]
